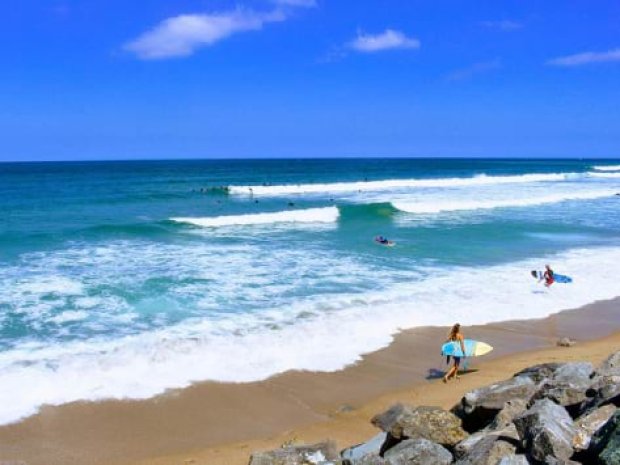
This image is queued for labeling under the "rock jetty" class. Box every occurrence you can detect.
[249,350,620,465]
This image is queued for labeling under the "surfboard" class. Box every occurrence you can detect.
[531,270,573,283]
[441,339,493,357]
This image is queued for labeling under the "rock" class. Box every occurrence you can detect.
[583,375,620,410]
[514,363,564,384]
[454,436,517,465]
[595,350,620,377]
[556,338,575,347]
[453,424,519,459]
[553,362,594,383]
[455,376,537,431]
[249,441,340,465]
[572,404,616,452]
[543,458,581,465]
[513,399,576,462]
[531,363,594,416]
[383,438,452,465]
[341,433,386,464]
[490,399,529,430]
[371,404,467,447]
[497,455,531,465]
[589,410,620,465]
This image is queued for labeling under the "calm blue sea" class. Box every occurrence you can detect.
[1,158,620,424]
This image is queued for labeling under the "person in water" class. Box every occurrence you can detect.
[542,264,554,287]
[375,235,392,245]
[443,323,466,383]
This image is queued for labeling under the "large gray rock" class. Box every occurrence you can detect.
[589,410,620,465]
[583,375,620,411]
[453,424,519,459]
[531,363,594,415]
[595,350,620,377]
[514,363,564,384]
[454,436,516,465]
[341,433,386,465]
[572,404,616,452]
[513,399,576,462]
[371,404,467,447]
[383,438,452,465]
[455,376,537,431]
[497,455,531,465]
[249,441,340,465]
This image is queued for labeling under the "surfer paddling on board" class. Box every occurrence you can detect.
[443,323,466,383]
[374,235,394,246]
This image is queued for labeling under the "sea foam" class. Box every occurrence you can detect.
[228,173,576,196]
[392,189,618,214]
[2,246,620,426]
[171,207,339,228]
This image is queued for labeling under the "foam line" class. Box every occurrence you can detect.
[228,173,577,196]
[171,207,339,228]
[393,190,618,214]
[592,165,620,172]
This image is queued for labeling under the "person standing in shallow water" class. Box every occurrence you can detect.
[443,323,466,383]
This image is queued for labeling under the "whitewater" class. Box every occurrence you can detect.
[1,158,619,425]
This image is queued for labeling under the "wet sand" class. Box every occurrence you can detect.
[1,298,619,465]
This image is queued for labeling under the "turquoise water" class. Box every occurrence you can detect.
[1,158,620,424]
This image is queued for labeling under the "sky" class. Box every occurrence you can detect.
[1,0,620,161]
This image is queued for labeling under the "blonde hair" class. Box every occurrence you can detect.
[448,323,461,341]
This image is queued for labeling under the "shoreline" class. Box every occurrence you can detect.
[1,297,620,465]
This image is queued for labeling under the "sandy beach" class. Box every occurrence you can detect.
[0,297,618,465]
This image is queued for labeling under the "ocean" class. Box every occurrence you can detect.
[1,158,620,425]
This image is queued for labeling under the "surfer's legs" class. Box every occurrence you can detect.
[443,356,461,382]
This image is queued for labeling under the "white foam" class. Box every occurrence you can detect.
[588,172,620,179]
[2,246,620,426]
[393,189,617,214]
[593,165,620,172]
[228,173,575,196]
[171,207,339,228]
[48,311,89,324]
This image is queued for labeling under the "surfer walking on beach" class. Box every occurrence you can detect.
[443,323,466,383]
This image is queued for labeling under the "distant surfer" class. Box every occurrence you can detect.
[541,264,554,287]
[443,323,466,383]
[375,235,394,246]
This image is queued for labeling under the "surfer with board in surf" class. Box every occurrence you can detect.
[531,264,555,287]
[443,323,466,383]
[374,235,394,246]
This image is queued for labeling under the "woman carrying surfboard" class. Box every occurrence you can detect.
[443,323,466,383]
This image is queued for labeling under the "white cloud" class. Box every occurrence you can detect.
[124,8,286,60]
[547,48,620,67]
[348,29,420,53]
[480,20,522,31]
[445,60,501,81]
[272,0,317,7]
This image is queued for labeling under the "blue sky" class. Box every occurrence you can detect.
[1,0,619,161]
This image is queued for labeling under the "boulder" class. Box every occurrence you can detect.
[497,455,531,465]
[454,436,516,465]
[595,350,620,377]
[514,363,564,384]
[383,438,452,465]
[513,399,576,462]
[556,338,575,348]
[583,375,620,411]
[531,363,594,417]
[453,424,519,459]
[249,441,340,465]
[589,410,620,465]
[572,404,616,452]
[371,404,467,447]
[543,458,581,465]
[455,376,537,431]
[340,433,386,464]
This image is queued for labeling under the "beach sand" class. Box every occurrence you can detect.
[1,298,619,465]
